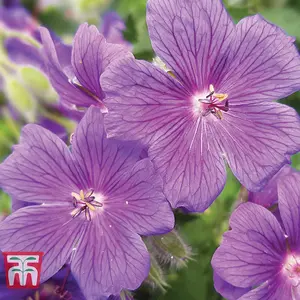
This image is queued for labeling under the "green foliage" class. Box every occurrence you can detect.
[5,78,37,122]
[19,67,57,103]
[261,7,300,40]
[39,8,78,35]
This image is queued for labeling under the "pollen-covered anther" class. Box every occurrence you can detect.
[71,189,103,221]
[196,84,229,120]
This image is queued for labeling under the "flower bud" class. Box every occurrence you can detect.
[146,230,192,269]
[145,256,168,292]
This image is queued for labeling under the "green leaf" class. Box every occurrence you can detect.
[24,269,35,272]
[11,268,22,272]
[39,8,78,35]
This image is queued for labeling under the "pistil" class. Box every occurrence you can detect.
[200,84,229,119]
[71,189,103,221]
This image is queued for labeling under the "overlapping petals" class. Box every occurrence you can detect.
[40,23,132,112]
[212,203,286,288]
[212,168,300,299]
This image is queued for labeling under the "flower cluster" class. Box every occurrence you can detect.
[1,0,300,299]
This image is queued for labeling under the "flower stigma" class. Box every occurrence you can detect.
[70,189,104,221]
[283,253,300,287]
[192,84,229,119]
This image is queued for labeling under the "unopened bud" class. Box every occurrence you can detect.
[146,230,192,268]
[145,256,168,292]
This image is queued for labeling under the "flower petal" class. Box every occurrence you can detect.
[102,59,226,211]
[240,274,294,300]
[220,15,300,103]
[0,124,82,204]
[71,216,150,297]
[5,38,43,69]
[40,27,95,107]
[72,23,132,100]
[102,57,190,143]
[0,205,83,282]
[248,165,292,208]
[146,0,234,92]
[212,202,286,288]
[213,272,250,300]
[72,106,144,191]
[149,116,227,212]
[278,169,300,251]
[216,102,300,192]
[106,158,174,235]
[100,12,132,50]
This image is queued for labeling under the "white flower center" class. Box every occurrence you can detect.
[283,254,300,287]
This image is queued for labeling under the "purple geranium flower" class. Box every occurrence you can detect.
[101,0,300,212]
[100,11,132,51]
[40,23,132,114]
[212,167,300,299]
[0,106,174,298]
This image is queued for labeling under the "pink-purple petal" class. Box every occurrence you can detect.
[215,102,300,192]
[149,116,227,211]
[248,164,292,208]
[72,106,144,192]
[40,27,95,107]
[278,170,300,251]
[102,57,190,143]
[213,272,250,300]
[146,0,234,92]
[221,15,300,104]
[72,23,132,101]
[240,274,294,300]
[106,158,174,235]
[0,124,82,204]
[212,203,286,288]
[71,216,150,298]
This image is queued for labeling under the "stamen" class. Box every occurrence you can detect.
[196,84,229,120]
[71,192,81,202]
[85,202,96,211]
[70,189,104,221]
[79,190,85,200]
[214,93,228,102]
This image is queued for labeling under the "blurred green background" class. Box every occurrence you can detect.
[1,0,300,299]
